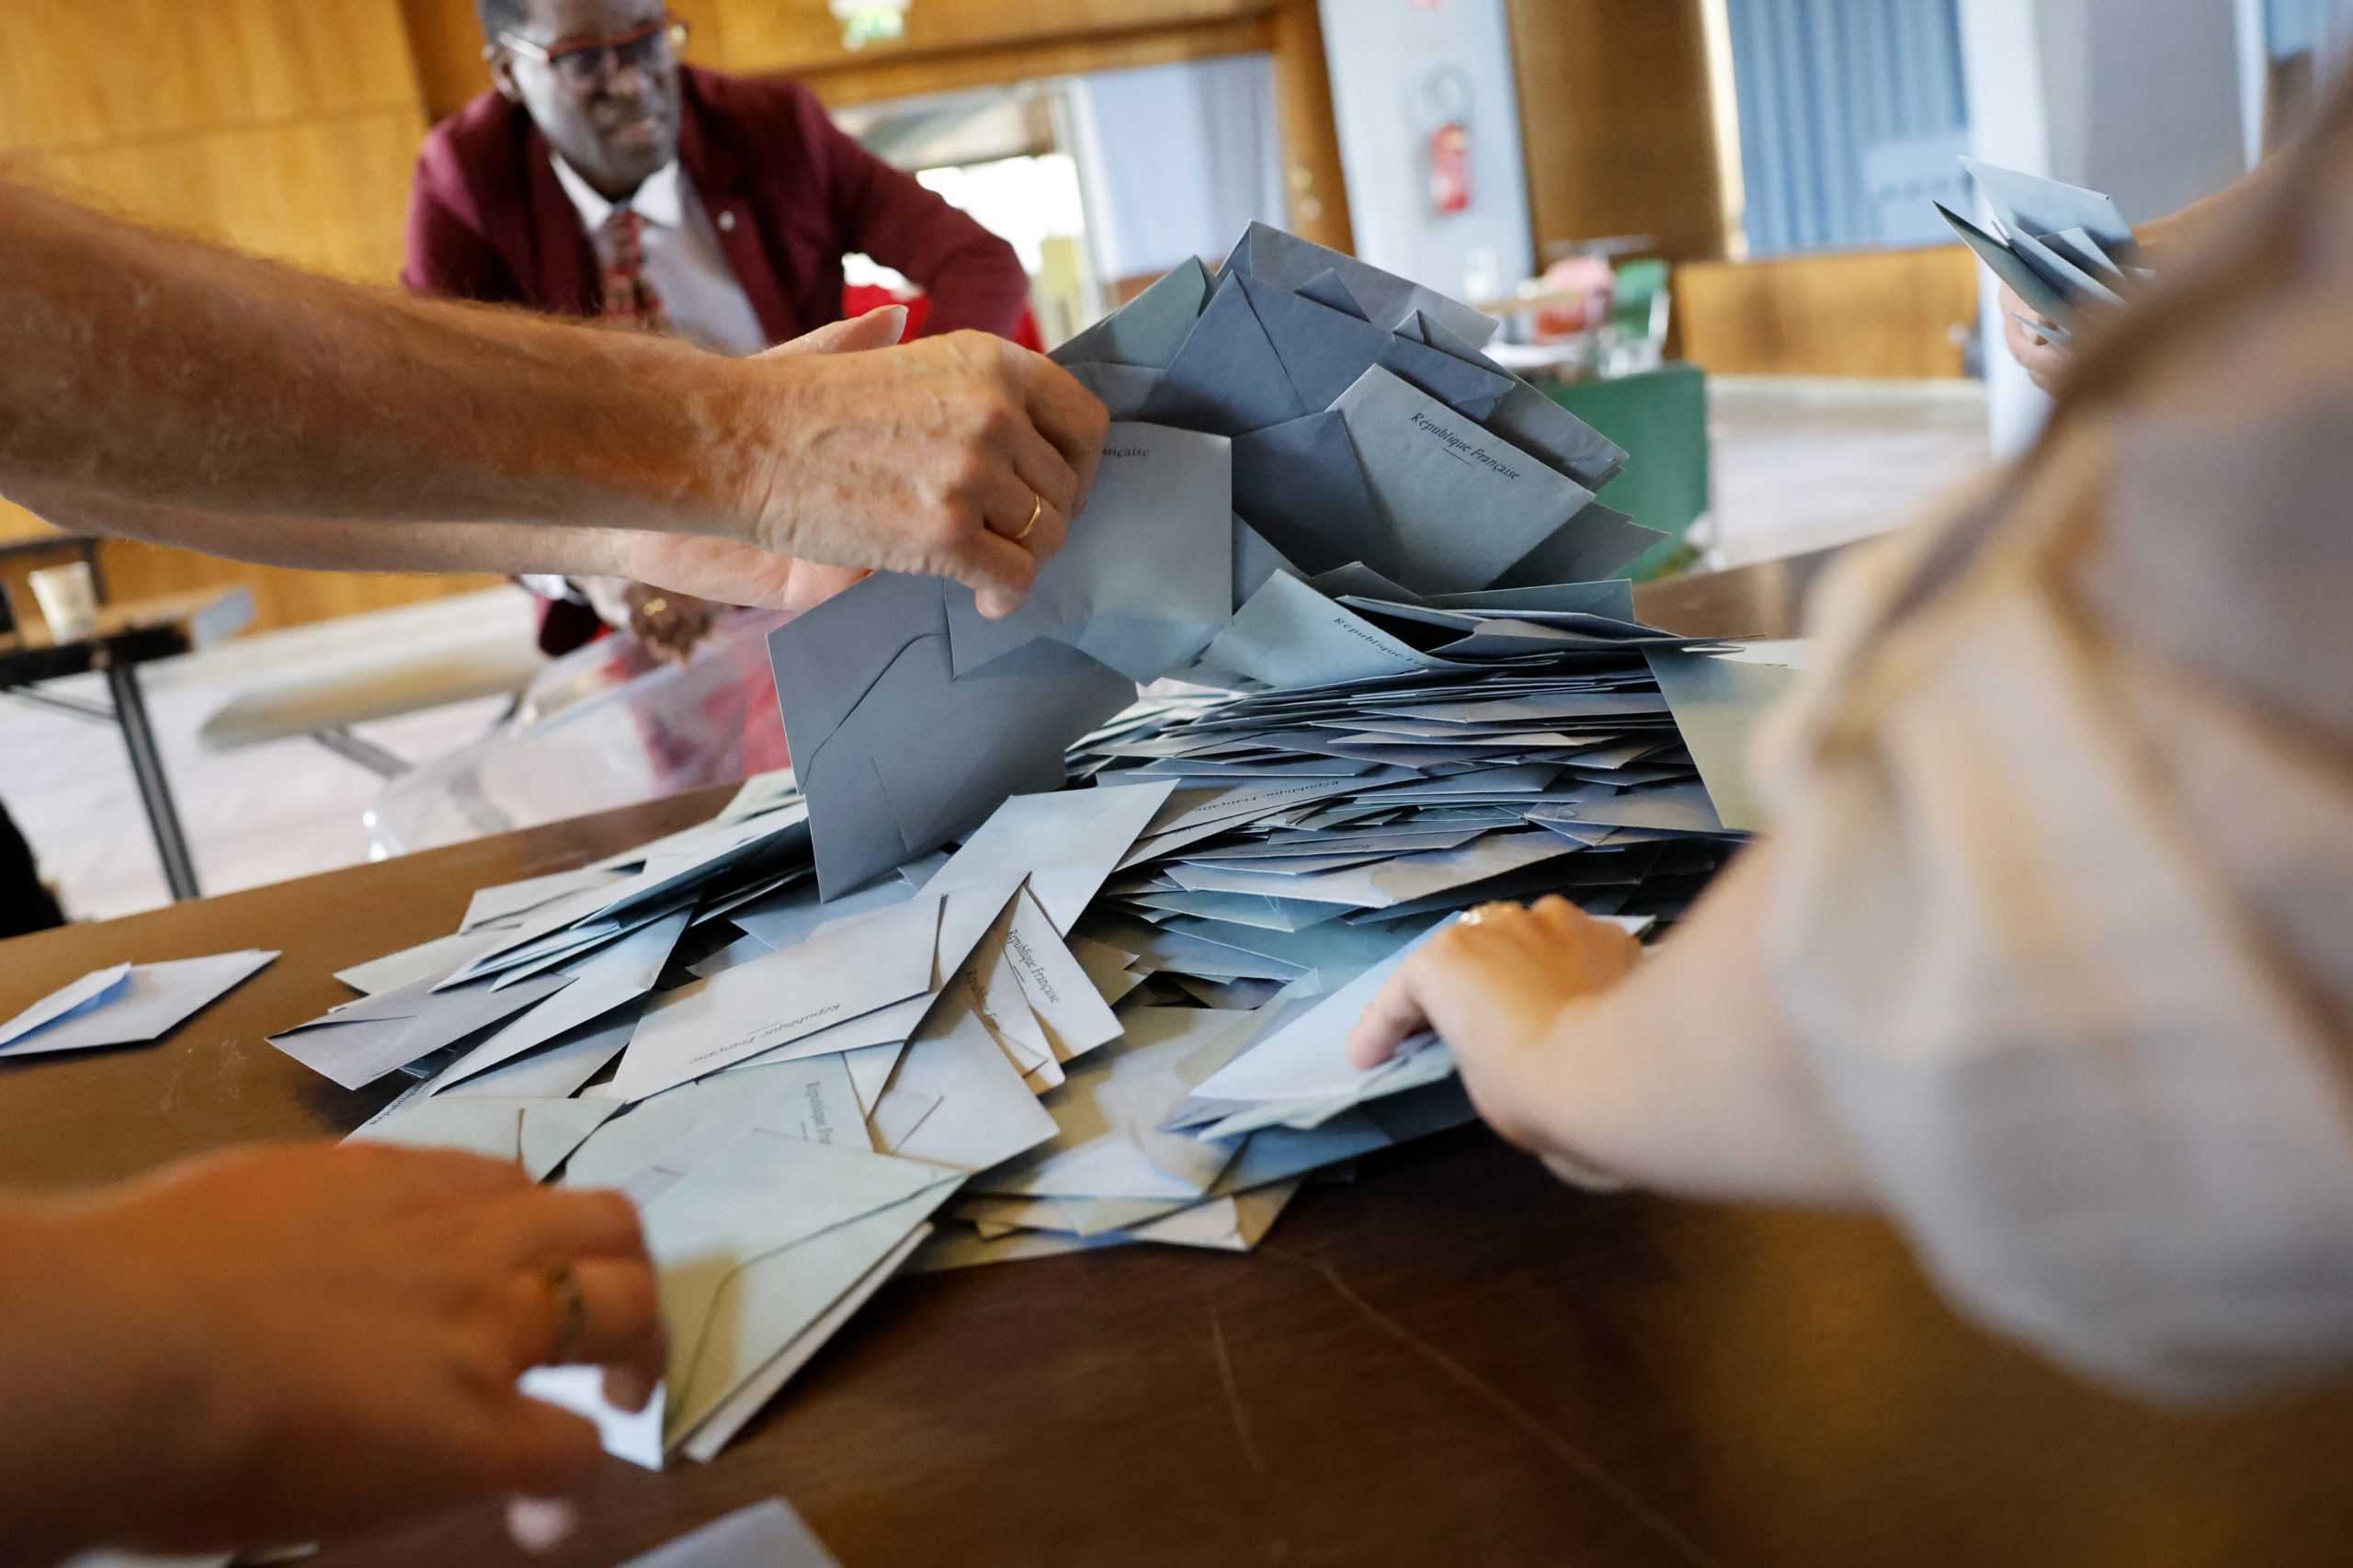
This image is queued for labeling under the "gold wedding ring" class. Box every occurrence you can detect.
[548,1264,588,1365]
[1012,492,1044,542]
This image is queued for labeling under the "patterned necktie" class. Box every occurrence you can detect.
[599,207,671,334]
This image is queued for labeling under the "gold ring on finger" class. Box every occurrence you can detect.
[1012,492,1043,542]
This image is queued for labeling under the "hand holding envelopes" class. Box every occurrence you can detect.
[1939,158,2146,330]
[771,572,1135,898]
[256,223,1794,1469]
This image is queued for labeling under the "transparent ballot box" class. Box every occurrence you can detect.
[368,608,791,858]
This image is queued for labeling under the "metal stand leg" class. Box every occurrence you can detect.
[105,662,201,901]
[312,725,412,778]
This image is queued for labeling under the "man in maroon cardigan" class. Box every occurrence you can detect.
[404,0,1032,654]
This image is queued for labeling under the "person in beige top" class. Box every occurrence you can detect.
[1355,83,2353,1402]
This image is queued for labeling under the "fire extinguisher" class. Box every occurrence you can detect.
[1424,64,1475,216]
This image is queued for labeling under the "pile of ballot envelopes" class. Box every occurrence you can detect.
[261,223,1795,1469]
[1937,157,2151,342]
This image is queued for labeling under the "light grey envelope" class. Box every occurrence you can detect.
[1404,310,1630,488]
[1331,366,1596,594]
[942,421,1233,682]
[1050,255,1211,369]
[2042,225,2126,281]
[1064,360,1165,419]
[1221,220,1499,347]
[1239,270,1515,418]
[2007,222,2125,308]
[1642,646,1802,833]
[1139,272,1311,436]
[1231,410,1399,578]
[1961,156,2142,267]
[1490,502,1666,587]
[1937,200,2075,324]
[768,574,1136,898]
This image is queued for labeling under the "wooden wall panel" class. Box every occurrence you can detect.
[712,0,1273,76]
[1505,0,1726,262]
[0,0,419,150]
[1267,0,1352,255]
[0,0,504,633]
[800,17,1273,108]
[402,0,500,126]
[1674,246,1981,380]
[402,0,1278,120]
[2,109,425,282]
[94,542,498,635]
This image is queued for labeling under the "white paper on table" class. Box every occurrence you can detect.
[0,952,275,1058]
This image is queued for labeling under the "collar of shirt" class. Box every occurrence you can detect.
[551,153,686,232]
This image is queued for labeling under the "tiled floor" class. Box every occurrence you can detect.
[2,591,533,924]
[1700,376,1992,566]
[0,379,1993,925]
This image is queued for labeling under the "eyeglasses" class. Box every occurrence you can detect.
[498,14,688,93]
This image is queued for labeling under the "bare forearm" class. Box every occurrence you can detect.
[3,479,624,579]
[1536,845,1869,1205]
[2139,154,2284,261]
[0,182,756,535]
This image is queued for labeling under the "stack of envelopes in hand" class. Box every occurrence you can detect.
[1937,157,2150,343]
[265,223,1797,1468]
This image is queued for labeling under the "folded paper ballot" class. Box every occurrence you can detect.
[771,572,1136,899]
[0,951,276,1060]
[942,421,1233,681]
[1939,158,2145,330]
[346,1092,619,1181]
[266,222,1790,1469]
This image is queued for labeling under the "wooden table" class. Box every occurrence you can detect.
[5,786,2351,1566]
[1632,545,1846,642]
[0,585,253,901]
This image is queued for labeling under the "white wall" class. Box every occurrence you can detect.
[1315,0,1534,300]
[1958,0,2249,454]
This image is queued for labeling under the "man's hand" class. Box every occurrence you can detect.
[2000,284,2072,394]
[0,182,1108,612]
[613,307,1024,624]
[734,321,1109,619]
[0,1142,663,1557]
[1347,898,1641,1155]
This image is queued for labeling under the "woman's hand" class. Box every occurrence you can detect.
[0,1142,663,1559]
[1348,898,1642,1158]
[2000,284,2073,394]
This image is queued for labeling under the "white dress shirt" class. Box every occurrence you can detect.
[551,154,769,357]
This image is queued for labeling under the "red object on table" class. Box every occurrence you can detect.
[842,282,1045,350]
